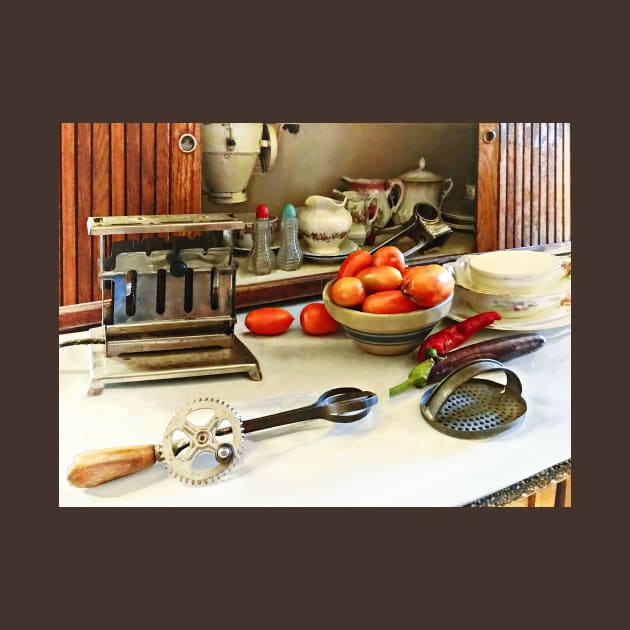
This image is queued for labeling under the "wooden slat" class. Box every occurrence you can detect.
[126,123,141,215]
[59,301,102,332]
[563,476,571,506]
[91,123,110,302]
[170,123,201,239]
[531,483,557,507]
[170,122,201,214]
[505,123,515,248]
[140,123,158,240]
[155,123,170,214]
[60,123,77,305]
[110,123,126,246]
[58,126,62,305]
[555,123,564,242]
[141,123,156,214]
[531,123,540,246]
[76,123,93,303]
[522,123,532,246]
[59,186,62,304]
[514,123,523,248]
[562,123,571,242]
[554,477,571,507]
[475,123,500,252]
[539,123,548,244]
[92,123,110,216]
[498,123,507,250]
[546,123,556,243]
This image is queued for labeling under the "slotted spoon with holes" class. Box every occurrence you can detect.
[419,358,527,439]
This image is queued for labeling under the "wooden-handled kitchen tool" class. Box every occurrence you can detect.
[67,387,378,488]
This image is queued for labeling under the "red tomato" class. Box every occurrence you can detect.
[330,277,366,307]
[402,266,416,281]
[244,307,294,335]
[371,246,406,274]
[300,303,340,335]
[356,265,402,293]
[401,264,454,307]
[361,290,422,314]
[337,249,373,279]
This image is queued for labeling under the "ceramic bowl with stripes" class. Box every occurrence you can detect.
[322,280,453,356]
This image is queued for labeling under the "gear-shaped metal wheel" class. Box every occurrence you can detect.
[161,397,244,485]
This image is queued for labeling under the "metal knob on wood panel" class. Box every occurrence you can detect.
[178,133,198,153]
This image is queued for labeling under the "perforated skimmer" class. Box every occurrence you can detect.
[419,359,527,439]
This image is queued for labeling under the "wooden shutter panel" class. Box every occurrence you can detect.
[476,122,571,252]
[58,123,201,308]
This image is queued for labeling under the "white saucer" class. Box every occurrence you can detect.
[441,208,475,224]
[445,221,476,233]
[301,239,359,261]
[447,295,571,332]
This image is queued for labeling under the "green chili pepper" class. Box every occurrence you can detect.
[389,349,439,397]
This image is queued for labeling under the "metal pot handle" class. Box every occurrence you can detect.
[386,177,405,215]
[439,177,454,207]
[259,123,278,172]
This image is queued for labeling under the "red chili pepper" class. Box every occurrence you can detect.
[416,311,502,359]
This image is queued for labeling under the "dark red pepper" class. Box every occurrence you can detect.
[416,311,502,360]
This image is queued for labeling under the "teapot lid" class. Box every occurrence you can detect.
[399,157,445,183]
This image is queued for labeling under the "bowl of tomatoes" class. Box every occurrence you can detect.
[322,246,454,355]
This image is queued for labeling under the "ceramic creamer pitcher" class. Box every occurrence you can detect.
[333,190,380,246]
[391,157,454,225]
[337,176,404,228]
[298,195,353,254]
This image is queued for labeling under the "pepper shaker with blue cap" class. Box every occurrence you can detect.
[276,203,303,271]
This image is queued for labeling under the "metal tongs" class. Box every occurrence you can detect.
[219,387,377,435]
[368,206,434,259]
[67,387,378,488]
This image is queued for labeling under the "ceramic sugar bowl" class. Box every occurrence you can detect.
[391,157,454,225]
[298,195,353,254]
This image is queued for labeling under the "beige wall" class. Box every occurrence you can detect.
[201,122,478,217]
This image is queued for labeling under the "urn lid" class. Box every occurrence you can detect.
[399,157,446,183]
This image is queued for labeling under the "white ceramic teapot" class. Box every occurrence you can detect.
[298,195,353,254]
[391,157,454,225]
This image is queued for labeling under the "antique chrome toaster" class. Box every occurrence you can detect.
[85,213,262,395]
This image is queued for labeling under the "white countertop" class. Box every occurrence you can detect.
[59,300,570,508]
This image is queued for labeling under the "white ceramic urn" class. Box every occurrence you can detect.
[298,195,353,254]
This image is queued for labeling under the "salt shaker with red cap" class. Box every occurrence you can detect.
[246,204,275,275]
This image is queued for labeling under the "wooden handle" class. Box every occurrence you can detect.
[67,444,158,488]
